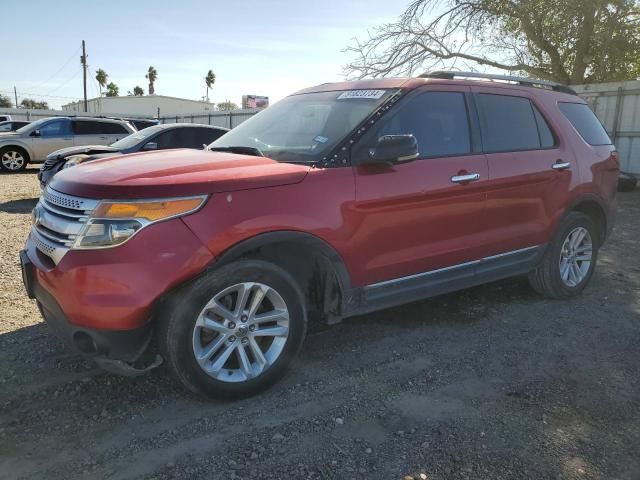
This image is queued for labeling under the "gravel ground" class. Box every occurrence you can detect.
[0,167,639,480]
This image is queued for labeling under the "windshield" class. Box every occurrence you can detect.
[110,125,164,149]
[208,89,395,163]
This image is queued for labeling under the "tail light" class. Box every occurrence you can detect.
[611,150,620,167]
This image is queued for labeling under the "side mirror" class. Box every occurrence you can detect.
[31,130,41,137]
[364,135,419,165]
[142,141,158,151]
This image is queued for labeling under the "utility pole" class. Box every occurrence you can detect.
[81,40,88,112]
[13,86,18,108]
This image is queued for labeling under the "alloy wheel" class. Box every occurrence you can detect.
[559,226,593,287]
[192,282,290,382]
[1,150,25,171]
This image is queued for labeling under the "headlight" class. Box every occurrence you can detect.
[72,196,207,249]
[63,155,90,169]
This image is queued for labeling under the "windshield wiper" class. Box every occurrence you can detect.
[208,146,264,157]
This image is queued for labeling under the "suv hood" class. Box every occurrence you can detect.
[50,149,311,198]
[48,144,120,160]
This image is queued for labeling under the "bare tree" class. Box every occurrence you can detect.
[345,0,640,84]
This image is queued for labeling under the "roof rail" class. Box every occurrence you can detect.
[419,71,577,95]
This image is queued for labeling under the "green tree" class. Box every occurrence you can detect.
[0,94,12,108]
[106,82,119,97]
[217,100,238,111]
[20,98,49,109]
[205,70,216,101]
[133,86,144,96]
[95,68,108,96]
[345,0,640,84]
[145,66,158,95]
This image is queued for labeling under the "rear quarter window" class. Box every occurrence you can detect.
[558,102,612,145]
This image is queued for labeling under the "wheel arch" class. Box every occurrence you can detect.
[0,143,32,162]
[565,194,609,244]
[215,231,353,327]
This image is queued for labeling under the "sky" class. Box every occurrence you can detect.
[0,0,403,109]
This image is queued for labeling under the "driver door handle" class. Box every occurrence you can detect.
[451,173,480,184]
[552,160,571,171]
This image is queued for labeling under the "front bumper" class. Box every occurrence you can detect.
[24,217,214,331]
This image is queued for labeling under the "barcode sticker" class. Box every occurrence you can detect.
[337,90,386,100]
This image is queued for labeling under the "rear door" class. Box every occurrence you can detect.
[72,119,103,147]
[473,87,575,254]
[32,119,73,160]
[351,85,490,285]
[99,121,130,144]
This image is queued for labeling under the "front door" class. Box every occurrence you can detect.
[350,86,489,287]
[31,118,73,161]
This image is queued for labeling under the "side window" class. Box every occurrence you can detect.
[73,120,101,135]
[356,91,471,159]
[197,128,225,146]
[101,122,129,134]
[532,105,555,148]
[39,119,71,137]
[477,94,540,152]
[558,102,612,145]
[152,130,180,149]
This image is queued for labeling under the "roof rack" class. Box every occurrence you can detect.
[419,71,577,96]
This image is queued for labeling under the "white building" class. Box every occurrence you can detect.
[62,95,214,117]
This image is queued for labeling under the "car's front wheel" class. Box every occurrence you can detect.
[159,259,307,399]
[0,147,29,172]
[528,211,599,299]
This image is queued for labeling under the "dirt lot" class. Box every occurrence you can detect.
[0,167,639,480]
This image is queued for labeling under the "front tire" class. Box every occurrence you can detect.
[528,212,599,299]
[0,147,29,172]
[158,259,307,399]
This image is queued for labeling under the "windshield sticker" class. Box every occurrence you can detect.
[313,135,329,144]
[337,90,386,100]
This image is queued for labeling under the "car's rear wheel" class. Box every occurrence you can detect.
[528,212,599,299]
[158,259,307,399]
[0,147,28,172]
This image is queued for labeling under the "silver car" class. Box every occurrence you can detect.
[0,117,135,172]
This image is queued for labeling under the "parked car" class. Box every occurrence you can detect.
[39,123,229,187]
[21,72,618,399]
[0,117,134,172]
[0,120,30,132]
[0,114,12,122]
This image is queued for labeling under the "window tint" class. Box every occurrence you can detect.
[477,94,541,152]
[532,105,555,148]
[197,128,226,145]
[373,91,471,157]
[559,102,611,145]
[73,120,102,135]
[152,130,179,149]
[39,119,71,137]
[100,122,129,134]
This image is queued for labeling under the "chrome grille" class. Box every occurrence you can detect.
[31,187,100,264]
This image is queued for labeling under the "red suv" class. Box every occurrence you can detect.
[21,72,618,398]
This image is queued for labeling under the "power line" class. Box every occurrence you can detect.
[44,66,83,97]
[30,45,82,91]
[0,89,80,100]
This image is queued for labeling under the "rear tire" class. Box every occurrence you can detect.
[0,147,29,172]
[158,259,307,399]
[528,212,599,299]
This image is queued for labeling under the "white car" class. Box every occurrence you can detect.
[0,116,135,172]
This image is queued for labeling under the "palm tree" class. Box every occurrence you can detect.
[145,66,158,95]
[95,69,108,96]
[205,70,216,102]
